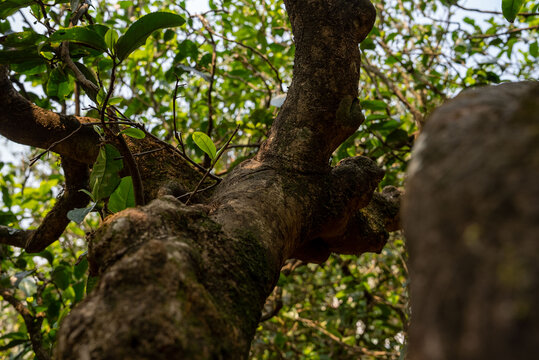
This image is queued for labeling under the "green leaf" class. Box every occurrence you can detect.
[0,0,34,18]
[86,276,99,294]
[73,281,85,303]
[115,12,186,61]
[11,60,47,76]
[50,26,108,52]
[35,250,54,264]
[67,204,95,224]
[192,131,217,160]
[104,28,119,51]
[46,68,69,99]
[386,129,410,148]
[0,210,17,225]
[175,39,198,61]
[0,49,43,64]
[530,41,538,57]
[0,31,47,48]
[89,144,123,201]
[74,257,88,279]
[120,127,146,139]
[52,265,71,290]
[108,176,135,213]
[361,99,388,111]
[502,0,525,22]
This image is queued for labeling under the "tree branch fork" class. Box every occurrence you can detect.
[0,1,403,358]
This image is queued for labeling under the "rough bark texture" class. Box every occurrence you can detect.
[403,82,539,360]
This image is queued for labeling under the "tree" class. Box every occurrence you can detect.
[0,0,537,359]
[403,81,539,360]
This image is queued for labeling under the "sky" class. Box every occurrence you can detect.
[0,0,504,163]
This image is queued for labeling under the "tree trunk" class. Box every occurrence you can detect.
[403,82,539,360]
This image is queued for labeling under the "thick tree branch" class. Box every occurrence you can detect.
[0,157,90,252]
[257,0,376,172]
[292,185,401,263]
[0,66,100,164]
[0,65,213,203]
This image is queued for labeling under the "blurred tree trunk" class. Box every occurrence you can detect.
[403,82,539,360]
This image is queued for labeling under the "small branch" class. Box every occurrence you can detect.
[74,82,80,116]
[226,143,261,149]
[9,75,30,100]
[113,147,166,160]
[59,2,99,95]
[131,147,166,157]
[471,25,539,39]
[60,42,99,94]
[0,158,90,252]
[294,316,399,357]
[196,14,218,168]
[0,65,100,164]
[454,4,539,18]
[100,60,117,126]
[115,133,146,206]
[259,289,283,322]
[29,123,83,167]
[362,59,425,130]
[172,78,186,154]
[176,182,219,201]
[97,60,145,205]
[0,289,50,360]
[196,16,284,92]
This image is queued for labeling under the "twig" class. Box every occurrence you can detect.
[226,143,261,149]
[196,14,218,168]
[29,124,83,166]
[172,77,186,154]
[362,59,425,130]
[294,316,399,357]
[74,83,80,116]
[59,3,99,94]
[114,147,166,159]
[454,4,539,18]
[88,107,222,182]
[471,25,539,39]
[176,182,219,201]
[195,16,284,92]
[100,61,145,206]
[9,75,30,100]
[0,289,50,360]
[186,125,240,204]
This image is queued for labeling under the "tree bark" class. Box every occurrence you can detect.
[403,82,539,360]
